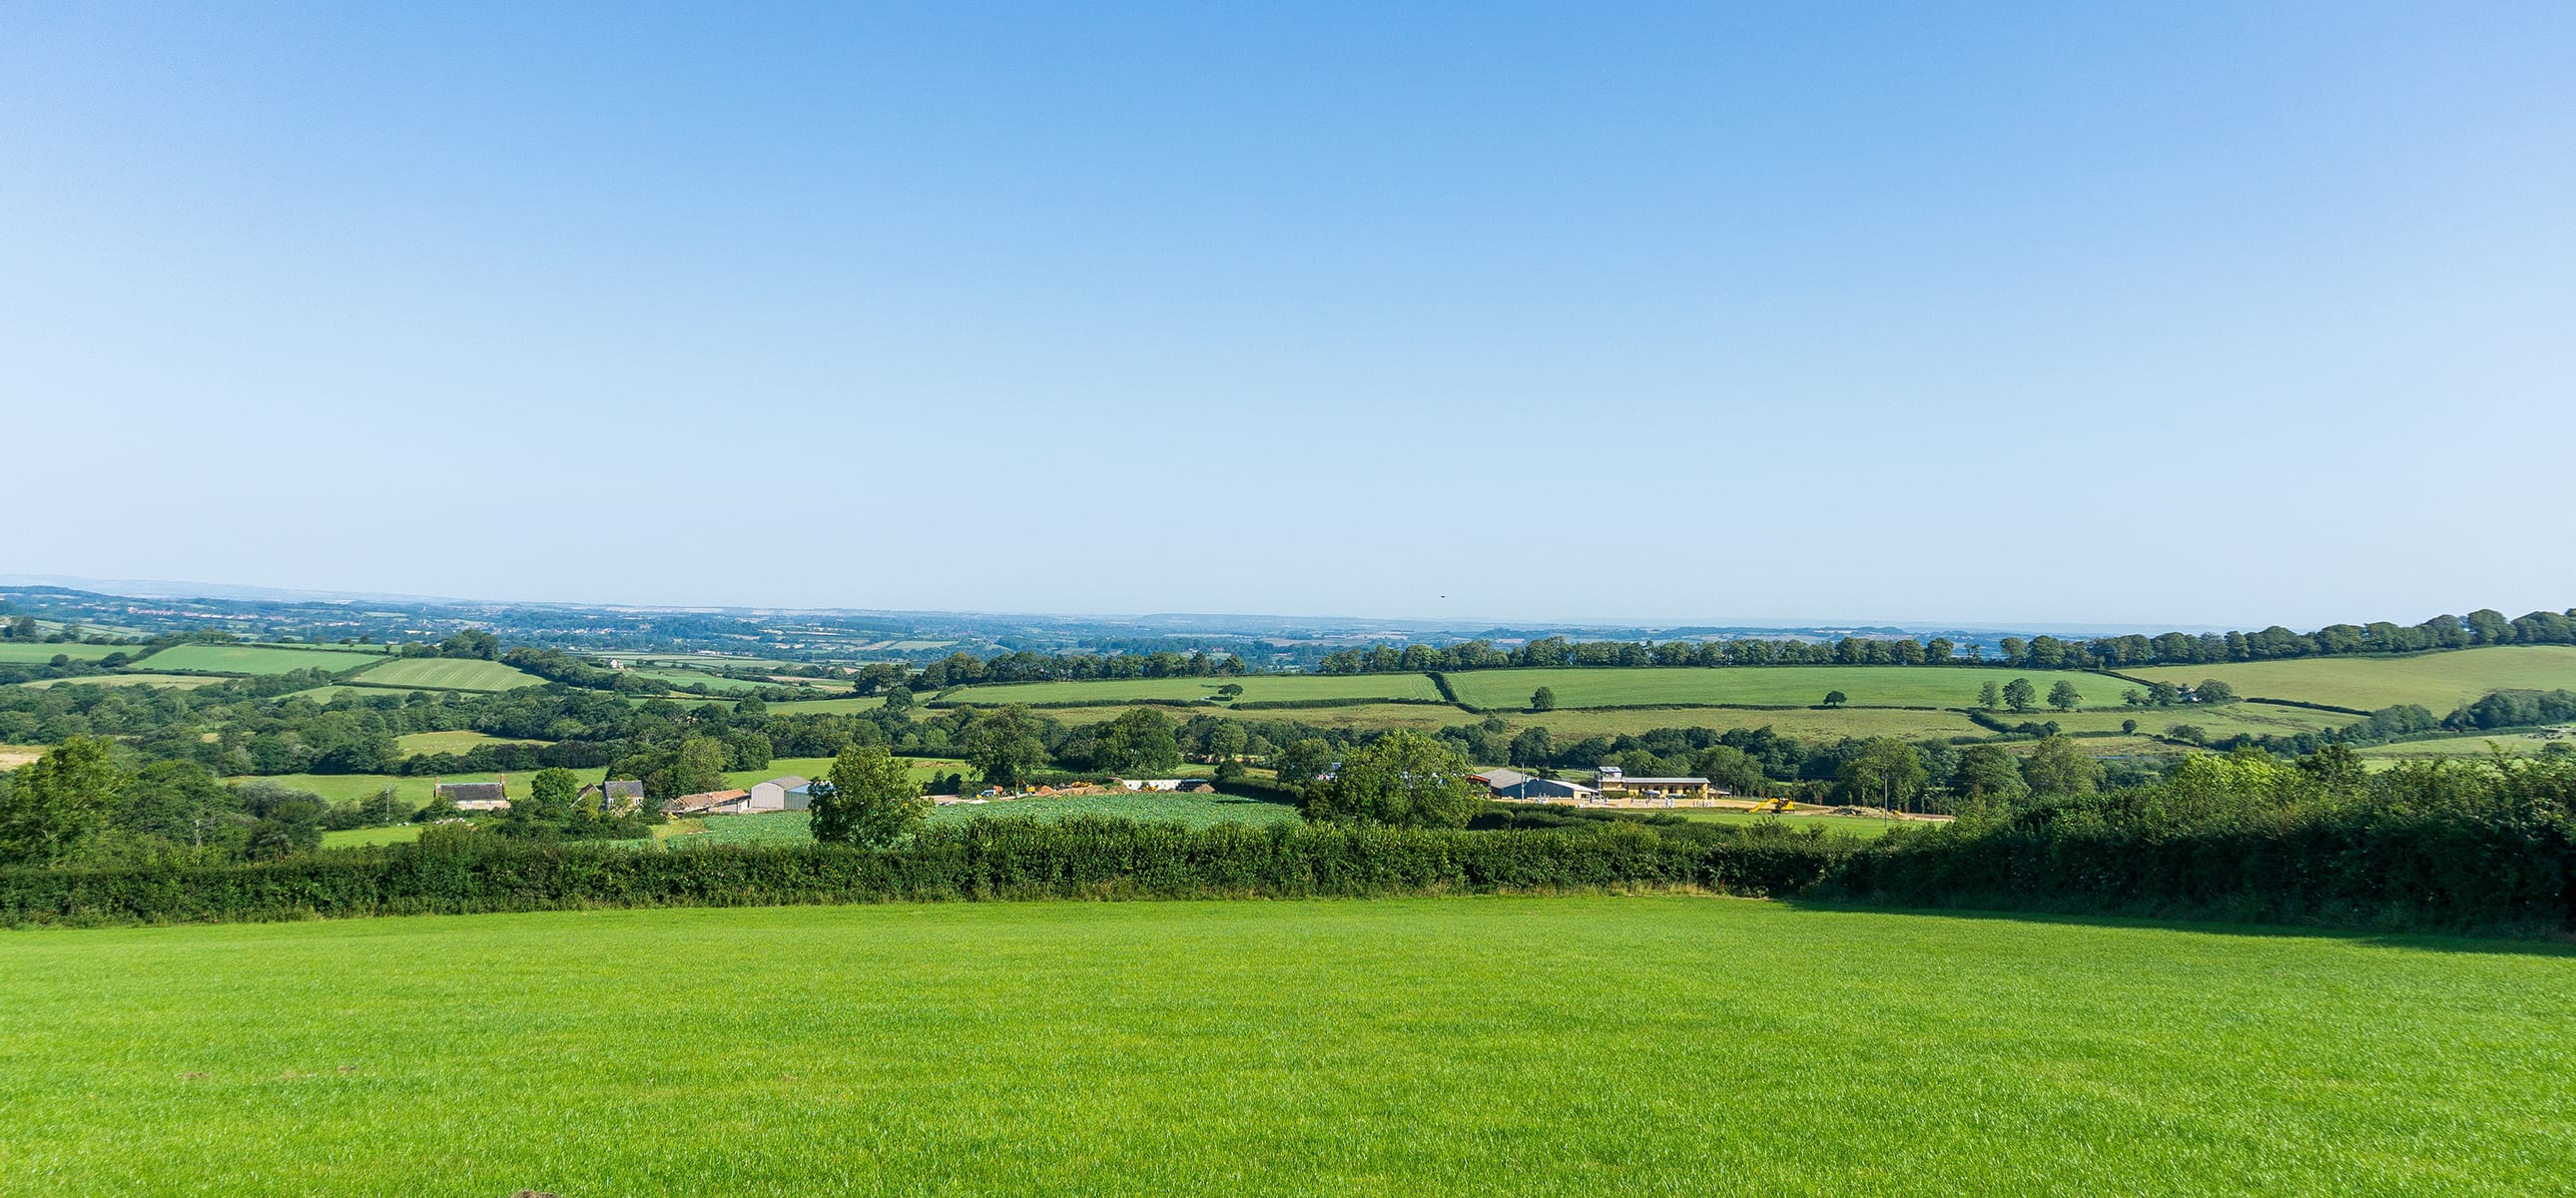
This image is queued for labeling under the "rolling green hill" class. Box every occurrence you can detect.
[4,898,2565,1195]
[2126,645,2576,712]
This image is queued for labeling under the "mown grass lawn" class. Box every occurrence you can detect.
[2,898,2568,1197]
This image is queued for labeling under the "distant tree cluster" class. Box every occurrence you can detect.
[1295,607,2576,676]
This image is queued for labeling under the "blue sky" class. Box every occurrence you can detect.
[3,3,2571,627]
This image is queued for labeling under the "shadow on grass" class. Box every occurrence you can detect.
[1772,897,2576,958]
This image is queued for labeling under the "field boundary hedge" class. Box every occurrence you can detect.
[0,823,1847,927]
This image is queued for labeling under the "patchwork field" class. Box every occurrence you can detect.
[224,773,513,807]
[15,673,223,690]
[676,792,1306,846]
[2127,645,2576,713]
[947,673,1446,706]
[392,730,545,757]
[0,642,137,663]
[1658,809,1904,837]
[2355,729,2575,761]
[3,898,2567,1196]
[721,757,971,791]
[754,694,886,715]
[117,643,384,676]
[1044,701,1466,733]
[2023,702,2350,740]
[1446,665,2106,712]
[1502,706,1991,744]
[345,657,546,692]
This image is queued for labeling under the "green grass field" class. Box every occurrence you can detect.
[108,643,383,676]
[723,757,971,791]
[675,791,1305,847]
[1656,809,1905,837]
[1446,665,2104,711]
[1503,705,1991,744]
[224,773,519,807]
[947,673,1446,706]
[755,694,886,715]
[15,673,224,690]
[2018,701,2350,740]
[392,731,544,757]
[344,657,546,692]
[4,898,2567,1196]
[0,642,137,663]
[2128,645,2576,713]
[317,824,428,849]
[2355,729,2575,761]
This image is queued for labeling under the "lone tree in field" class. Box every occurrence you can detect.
[1530,686,1557,712]
[2002,677,2038,713]
[2047,680,2083,712]
[2195,679,2239,704]
[1822,690,1848,707]
[1303,730,1479,828]
[1976,680,2002,711]
[812,745,929,848]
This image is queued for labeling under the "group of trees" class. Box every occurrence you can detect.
[0,738,328,867]
[1288,607,2576,678]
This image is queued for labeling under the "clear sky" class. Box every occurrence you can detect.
[4,3,2571,628]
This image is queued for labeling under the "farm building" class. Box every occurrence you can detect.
[664,789,754,816]
[578,780,647,814]
[748,776,812,812]
[1119,778,1208,793]
[1473,769,1603,803]
[435,781,510,812]
[1594,766,1716,799]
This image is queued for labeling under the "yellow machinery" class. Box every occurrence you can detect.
[1746,796,1794,815]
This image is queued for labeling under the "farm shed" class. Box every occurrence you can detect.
[1475,770,1602,803]
[1593,766,1714,799]
[748,776,811,812]
[664,789,754,816]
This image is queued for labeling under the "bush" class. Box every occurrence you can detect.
[0,820,1849,926]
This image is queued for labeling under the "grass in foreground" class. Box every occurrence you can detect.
[1,898,2567,1197]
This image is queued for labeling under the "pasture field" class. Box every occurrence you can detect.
[1655,809,1903,838]
[0,642,136,663]
[224,773,512,807]
[1446,665,2103,712]
[675,791,1306,846]
[721,758,970,792]
[15,673,223,690]
[2021,702,2349,740]
[318,825,427,849]
[633,690,886,711]
[345,657,546,692]
[2355,729,2574,761]
[1501,705,1991,744]
[1051,701,1465,733]
[0,745,42,770]
[3,898,2568,1196]
[626,668,773,693]
[114,643,382,676]
[392,731,544,757]
[946,672,1446,706]
[2128,645,2576,713]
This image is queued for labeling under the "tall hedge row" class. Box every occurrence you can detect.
[0,819,1849,926]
